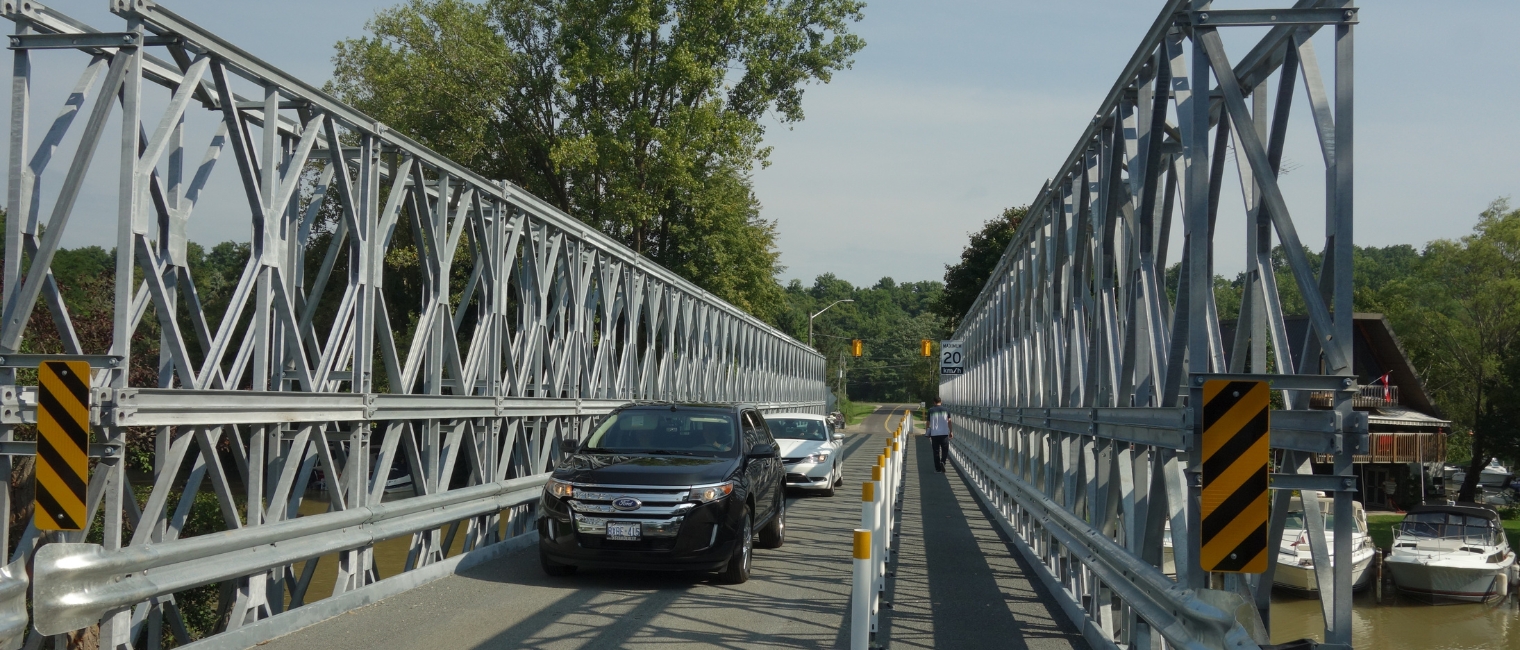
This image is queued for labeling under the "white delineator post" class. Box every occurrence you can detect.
[852,528,873,650]
[873,459,887,590]
[861,478,879,597]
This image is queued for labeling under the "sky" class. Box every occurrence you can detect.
[7,0,1518,289]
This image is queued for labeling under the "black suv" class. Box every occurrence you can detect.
[537,403,786,583]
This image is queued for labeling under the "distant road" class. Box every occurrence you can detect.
[857,403,914,435]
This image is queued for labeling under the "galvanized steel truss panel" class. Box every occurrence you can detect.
[0,1,825,647]
[942,2,1365,649]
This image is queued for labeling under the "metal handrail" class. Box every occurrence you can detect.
[952,443,1253,650]
[34,474,549,634]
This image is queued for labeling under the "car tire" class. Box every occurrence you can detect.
[540,549,577,577]
[821,467,837,497]
[720,509,754,584]
[758,494,786,548]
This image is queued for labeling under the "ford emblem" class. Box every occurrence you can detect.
[612,497,642,511]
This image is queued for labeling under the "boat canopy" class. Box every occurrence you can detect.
[1403,504,1501,522]
[1398,507,1505,545]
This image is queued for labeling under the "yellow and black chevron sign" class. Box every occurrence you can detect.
[1200,379,1269,573]
[35,360,90,531]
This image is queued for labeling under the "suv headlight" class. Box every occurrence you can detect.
[546,478,574,499]
[805,452,829,464]
[689,481,734,503]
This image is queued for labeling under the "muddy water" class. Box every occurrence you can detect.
[283,493,504,605]
[1269,590,1520,649]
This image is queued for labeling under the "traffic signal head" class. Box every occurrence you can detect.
[921,339,932,357]
[851,339,862,357]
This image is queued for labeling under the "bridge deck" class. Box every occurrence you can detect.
[259,406,1084,649]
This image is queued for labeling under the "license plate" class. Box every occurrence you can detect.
[606,521,641,541]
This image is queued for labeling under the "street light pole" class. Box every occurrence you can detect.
[808,299,854,348]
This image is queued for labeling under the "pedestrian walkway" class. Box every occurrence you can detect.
[879,433,1086,649]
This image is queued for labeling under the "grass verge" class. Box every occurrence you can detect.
[1366,512,1520,551]
[841,400,876,426]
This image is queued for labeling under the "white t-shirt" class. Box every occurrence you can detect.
[926,407,951,436]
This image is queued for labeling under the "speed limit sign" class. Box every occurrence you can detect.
[939,340,964,375]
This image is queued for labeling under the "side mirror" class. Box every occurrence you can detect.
[559,438,580,455]
[748,443,777,458]
[831,433,844,442]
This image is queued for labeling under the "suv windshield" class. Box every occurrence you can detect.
[583,410,738,455]
[768,418,828,441]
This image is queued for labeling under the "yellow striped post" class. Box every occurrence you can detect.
[851,528,872,650]
[1200,380,1270,573]
[35,360,90,531]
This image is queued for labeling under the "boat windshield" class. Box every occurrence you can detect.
[1281,511,1337,531]
[1396,512,1500,545]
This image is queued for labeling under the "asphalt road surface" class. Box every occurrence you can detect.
[855,403,915,436]
[261,408,1084,649]
[261,423,898,650]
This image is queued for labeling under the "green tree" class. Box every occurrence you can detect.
[935,205,1026,330]
[786,274,948,402]
[329,0,865,322]
[1380,199,1520,501]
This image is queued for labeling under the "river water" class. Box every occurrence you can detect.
[1270,589,1520,648]
[284,493,476,605]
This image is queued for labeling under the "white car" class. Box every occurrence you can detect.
[766,413,845,496]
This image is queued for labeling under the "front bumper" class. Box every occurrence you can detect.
[537,489,744,571]
[782,460,833,490]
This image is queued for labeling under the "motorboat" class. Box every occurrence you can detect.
[1158,495,1376,590]
[383,459,415,494]
[1386,504,1516,603]
[1450,458,1512,488]
[1273,496,1377,592]
[1441,465,1461,482]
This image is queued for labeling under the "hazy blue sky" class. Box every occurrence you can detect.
[11,1,1519,288]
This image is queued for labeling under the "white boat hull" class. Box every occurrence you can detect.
[1387,555,1515,603]
[1451,466,1512,488]
[1274,551,1374,592]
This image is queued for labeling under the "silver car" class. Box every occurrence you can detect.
[765,413,845,496]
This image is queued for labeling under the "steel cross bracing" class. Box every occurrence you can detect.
[0,1,826,647]
[941,2,1366,649]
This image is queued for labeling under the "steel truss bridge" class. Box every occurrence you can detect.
[0,0,1379,649]
[0,0,826,647]
[942,1,1367,649]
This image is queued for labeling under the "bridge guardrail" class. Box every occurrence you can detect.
[33,474,548,635]
[949,438,1253,650]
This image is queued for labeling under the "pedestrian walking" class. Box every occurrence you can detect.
[926,397,952,472]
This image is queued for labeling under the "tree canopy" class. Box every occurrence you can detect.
[778,274,948,403]
[935,205,1026,330]
[1369,199,1520,500]
[329,0,865,320]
